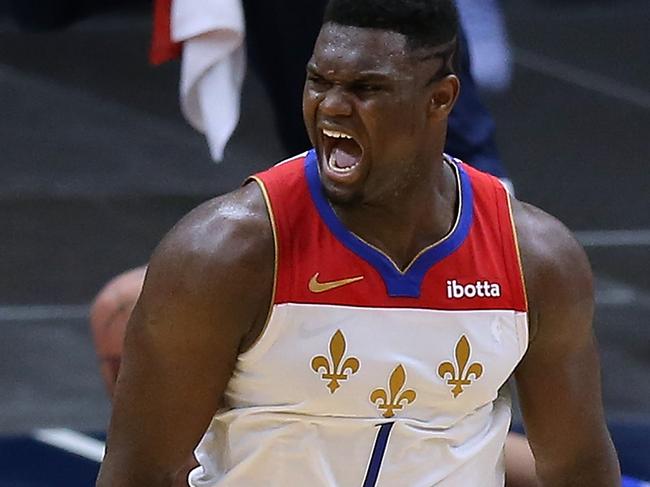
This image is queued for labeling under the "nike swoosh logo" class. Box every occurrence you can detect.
[308,272,365,293]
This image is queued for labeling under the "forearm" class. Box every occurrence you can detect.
[536,444,620,487]
[505,432,538,487]
[96,465,176,487]
[97,451,196,487]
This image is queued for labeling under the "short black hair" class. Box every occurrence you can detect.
[323,0,459,54]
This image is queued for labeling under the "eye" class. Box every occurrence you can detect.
[352,82,382,94]
[307,74,331,90]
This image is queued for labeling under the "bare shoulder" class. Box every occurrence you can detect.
[148,181,272,277]
[510,198,594,340]
[509,201,620,486]
[137,181,274,346]
[97,182,275,485]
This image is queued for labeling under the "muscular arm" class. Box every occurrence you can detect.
[513,201,620,486]
[96,183,274,487]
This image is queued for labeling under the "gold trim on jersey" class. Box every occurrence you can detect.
[506,193,529,310]
[371,364,417,418]
[311,329,360,393]
[245,176,278,352]
[334,156,463,275]
[438,335,484,398]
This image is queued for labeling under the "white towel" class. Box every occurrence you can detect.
[171,0,246,162]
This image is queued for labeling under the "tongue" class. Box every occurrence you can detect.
[332,139,362,169]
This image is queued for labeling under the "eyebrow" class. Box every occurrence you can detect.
[306,64,397,82]
[353,72,394,81]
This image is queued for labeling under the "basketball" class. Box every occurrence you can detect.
[89,267,146,396]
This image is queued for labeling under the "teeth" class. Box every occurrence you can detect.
[323,129,353,140]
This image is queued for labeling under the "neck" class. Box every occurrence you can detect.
[332,154,458,271]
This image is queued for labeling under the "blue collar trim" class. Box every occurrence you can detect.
[305,149,473,298]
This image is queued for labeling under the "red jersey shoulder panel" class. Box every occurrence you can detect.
[253,152,527,312]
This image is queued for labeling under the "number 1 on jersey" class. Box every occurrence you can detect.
[362,422,395,487]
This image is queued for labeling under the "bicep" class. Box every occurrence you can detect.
[110,277,242,475]
[515,304,606,461]
[514,204,617,482]
[517,240,599,445]
[515,305,613,483]
[97,195,273,486]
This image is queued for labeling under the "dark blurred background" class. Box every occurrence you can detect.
[0,0,648,480]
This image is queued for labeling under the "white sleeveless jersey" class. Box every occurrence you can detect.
[189,151,529,487]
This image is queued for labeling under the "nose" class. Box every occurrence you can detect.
[319,85,352,117]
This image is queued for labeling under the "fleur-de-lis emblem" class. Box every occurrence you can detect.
[311,329,360,393]
[370,364,417,418]
[438,335,483,398]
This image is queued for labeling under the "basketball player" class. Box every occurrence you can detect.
[96,1,620,485]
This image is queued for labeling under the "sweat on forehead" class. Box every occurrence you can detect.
[316,23,410,61]
[323,0,459,51]
[311,23,454,82]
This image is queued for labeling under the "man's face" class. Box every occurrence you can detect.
[303,23,444,205]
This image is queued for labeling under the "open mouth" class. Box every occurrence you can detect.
[321,128,363,174]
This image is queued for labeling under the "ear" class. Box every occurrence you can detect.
[429,74,460,120]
